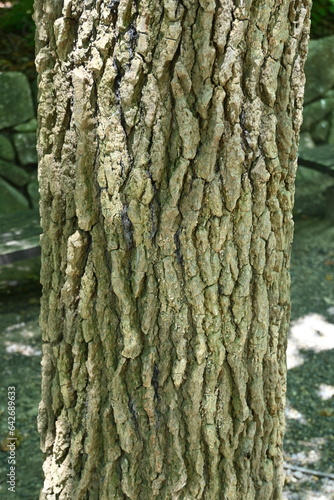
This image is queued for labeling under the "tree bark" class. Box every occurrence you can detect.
[34,1,311,498]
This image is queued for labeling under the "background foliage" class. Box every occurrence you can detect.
[0,0,34,43]
[311,0,334,38]
[0,0,334,42]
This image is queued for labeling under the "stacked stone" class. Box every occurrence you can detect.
[0,72,38,216]
[1,35,334,220]
[300,35,334,149]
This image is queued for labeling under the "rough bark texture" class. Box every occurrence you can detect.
[34,1,311,498]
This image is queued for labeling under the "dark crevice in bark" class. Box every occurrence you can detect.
[173,229,183,265]
[120,204,134,250]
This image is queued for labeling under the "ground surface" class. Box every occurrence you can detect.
[0,286,42,500]
[284,216,334,499]
[0,216,334,499]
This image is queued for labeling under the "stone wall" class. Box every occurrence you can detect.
[300,35,334,148]
[1,36,334,219]
[0,72,38,216]
[294,35,334,218]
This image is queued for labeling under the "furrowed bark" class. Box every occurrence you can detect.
[34,0,311,498]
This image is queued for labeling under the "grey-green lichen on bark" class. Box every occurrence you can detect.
[35,0,311,498]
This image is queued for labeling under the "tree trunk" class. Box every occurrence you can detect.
[34,1,311,498]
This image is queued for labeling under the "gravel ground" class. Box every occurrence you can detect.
[284,216,334,499]
[0,216,333,499]
[0,287,42,500]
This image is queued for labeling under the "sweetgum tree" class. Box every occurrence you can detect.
[34,0,311,498]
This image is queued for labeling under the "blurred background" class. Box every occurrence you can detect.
[0,1,334,499]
